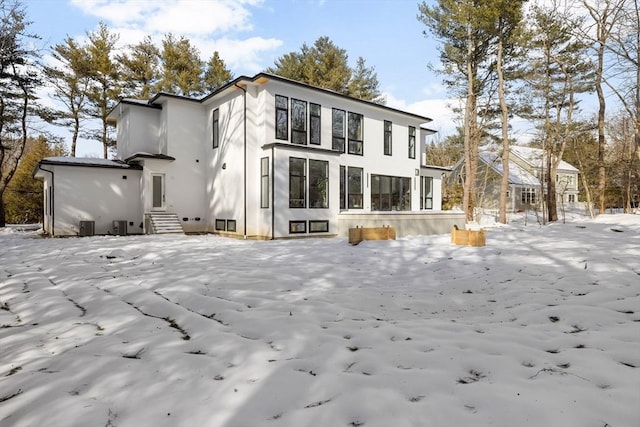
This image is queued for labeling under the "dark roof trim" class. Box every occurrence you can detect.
[261,142,343,156]
[421,164,452,171]
[124,153,176,162]
[38,159,142,170]
[119,99,162,109]
[143,73,433,124]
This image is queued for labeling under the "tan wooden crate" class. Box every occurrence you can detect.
[451,226,486,246]
[349,226,396,245]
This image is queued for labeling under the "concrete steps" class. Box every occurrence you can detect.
[146,212,184,234]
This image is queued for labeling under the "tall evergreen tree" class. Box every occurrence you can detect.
[268,36,384,103]
[203,51,233,93]
[42,36,91,157]
[157,33,203,96]
[86,22,120,158]
[118,35,160,99]
[0,0,42,227]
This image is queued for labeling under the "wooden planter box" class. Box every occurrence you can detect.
[349,226,396,245]
[451,226,486,246]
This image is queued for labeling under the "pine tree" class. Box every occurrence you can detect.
[203,51,233,93]
[347,57,385,104]
[157,33,204,96]
[118,35,160,99]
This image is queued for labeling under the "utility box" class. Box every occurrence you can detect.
[112,220,128,236]
[78,221,95,237]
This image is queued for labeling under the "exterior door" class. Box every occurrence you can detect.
[151,173,165,210]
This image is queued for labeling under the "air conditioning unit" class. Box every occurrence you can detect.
[79,221,95,237]
[112,220,128,236]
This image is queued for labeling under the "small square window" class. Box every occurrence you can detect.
[226,220,236,232]
[289,220,306,234]
[309,220,329,233]
[215,219,226,231]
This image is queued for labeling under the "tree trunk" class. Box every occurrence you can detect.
[497,36,510,224]
[462,24,476,222]
[0,193,6,227]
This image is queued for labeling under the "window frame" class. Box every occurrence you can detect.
[309,159,329,209]
[310,103,321,145]
[347,166,364,209]
[291,98,307,145]
[384,120,392,156]
[260,157,269,208]
[289,220,307,234]
[309,220,329,233]
[289,157,306,208]
[348,112,364,155]
[339,165,346,210]
[212,108,219,149]
[332,108,346,152]
[215,219,226,231]
[420,176,433,210]
[275,95,288,140]
[408,126,416,159]
[370,174,411,211]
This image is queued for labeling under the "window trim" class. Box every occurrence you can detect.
[309,220,329,233]
[370,174,411,211]
[420,176,433,210]
[291,98,307,145]
[384,120,392,156]
[226,220,236,232]
[332,108,346,152]
[275,95,288,141]
[289,220,307,234]
[309,159,329,209]
[289,157,306,208]
[408,126,416,159]
[260,157,269,208]
[215,219,226,231]
[348,112,364,156]
[310,103,321,145]
[212,108,219,149]
[348,166,364,209]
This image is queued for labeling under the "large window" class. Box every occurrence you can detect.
[289,158,306,208]
[212,109,219,149]
[348,112,364,155]
[371,175,411,211]
[332,108,346,152]
[522,188,536,204]
[309,160,329,208]
[408,126,416,159]
[420,176,433,210]
[340,165,346,210]
[348,167,363,209]
[384,120,392,156]
[261,157,269,208]
[291,99,307,145]
[310,103,321,145]
[276,95,288,140]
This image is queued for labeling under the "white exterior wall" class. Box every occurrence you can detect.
[152,99,207,233]
[114,106,160,160]
[204,88,247,235]
[47,166,142,236]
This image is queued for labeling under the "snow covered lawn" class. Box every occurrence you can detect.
[1,214,639,427]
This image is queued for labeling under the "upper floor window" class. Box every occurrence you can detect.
[291,99,307,145]
[384,120,392,156]
[332,108,346,152]
[348,112,363,155]
[212,109,219,149]
[276,95,288,140]
[408,126,416,159]
[310,103,321,145]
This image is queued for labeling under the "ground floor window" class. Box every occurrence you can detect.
[420,176,433,210]
[289,157,306,208]
[522,187,537,204]
[215,219,225,231]
[348,167,364,209]
[370,174,411,211]
[289,220,306,234]
[226,220,236,232]
[309,160,328,208]
[309,220,329,233]
[340,165,346,210]
[261,157,269,208]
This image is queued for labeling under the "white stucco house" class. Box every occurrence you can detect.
[35,73,464,238]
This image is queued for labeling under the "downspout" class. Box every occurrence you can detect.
[234,83,247,239]
[38,165,55,237]
[271,145,275,240]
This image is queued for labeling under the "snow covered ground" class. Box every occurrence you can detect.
[1,213,639,427]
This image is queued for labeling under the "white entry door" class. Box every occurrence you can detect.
[151,173,165,210]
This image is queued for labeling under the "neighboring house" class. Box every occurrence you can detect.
[35,73,464,238]
[450,145,580,212]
